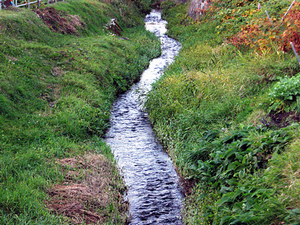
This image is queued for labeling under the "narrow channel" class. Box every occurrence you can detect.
[105,10,183,224]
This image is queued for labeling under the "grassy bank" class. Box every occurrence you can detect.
[0,0,160,223]
[146,0,300,224]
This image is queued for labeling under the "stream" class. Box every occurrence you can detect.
[105,10,183,224]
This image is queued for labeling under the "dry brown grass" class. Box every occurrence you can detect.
[46,154,129,224]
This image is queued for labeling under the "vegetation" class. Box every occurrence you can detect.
[0,0,160,223]
[146,0,300,224]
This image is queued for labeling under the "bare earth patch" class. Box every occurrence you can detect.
[35,7,84,35]
[269,111,300,128]
[46,154,129,224]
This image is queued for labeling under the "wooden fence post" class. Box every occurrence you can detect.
[28,0,30,8]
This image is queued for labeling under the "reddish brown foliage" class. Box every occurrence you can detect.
[230,2,300,53]
[281,4,300,52]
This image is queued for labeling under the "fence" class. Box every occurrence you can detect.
[264,0,300,65]
[0,0,64,10]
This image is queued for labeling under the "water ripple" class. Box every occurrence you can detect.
[105,10,183,225]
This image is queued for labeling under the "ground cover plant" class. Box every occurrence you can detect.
[0,0,160,223]
[146,0,300,224]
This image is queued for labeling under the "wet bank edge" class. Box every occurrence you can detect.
[105,10,184,225]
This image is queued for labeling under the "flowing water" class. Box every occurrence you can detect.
[105,10,183,224]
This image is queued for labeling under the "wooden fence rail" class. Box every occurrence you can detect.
[0,0,64,10]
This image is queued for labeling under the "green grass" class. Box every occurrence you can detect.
[146,1,300,224]
[0,0,160,223]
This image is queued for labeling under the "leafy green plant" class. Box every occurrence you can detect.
[268,73,300,112]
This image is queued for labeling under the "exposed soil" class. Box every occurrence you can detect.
[268,110,300,128]
[180,176,196,196]
[46,154,129,224]
[35,7,84,35]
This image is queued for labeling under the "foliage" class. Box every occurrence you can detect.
[222,1,300,53]
[188,126,292,183]
[268,73,300,112]
[131,0,156,14]
[188,0,300,54]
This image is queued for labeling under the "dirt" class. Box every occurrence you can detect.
[46,154,129,224]
[268,110,300,128]
[35,7,84,35]
[180,177,196,196]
